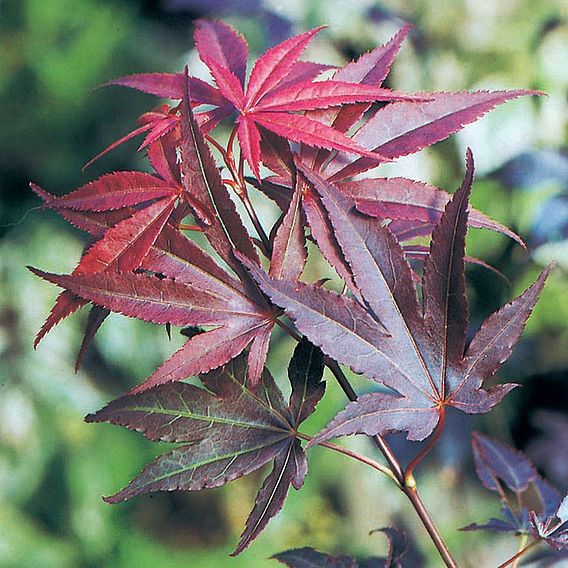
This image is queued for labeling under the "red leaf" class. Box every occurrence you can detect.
[130,321,267,393]
[237,115,263,181]
[74,196,177,274]
[180,70,260,269]
[104,73,227,107]
[34,291,86,348]
[241,153,547,443]
[340,176,525,246]
[422,149,473,388]
[253,112,387,161]
[104,72,185,98]
[232,440,307,555]
[252,81,426,112]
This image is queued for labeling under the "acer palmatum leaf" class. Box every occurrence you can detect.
[189,22,423,179]
[32,173,276,386]
[44,171,179,212]
[472,432,539,493]
[465,433,564,544]
[273,526,418,567]
[194,19,248,87]
[89,348,325,553]
[240,152,550,444]
[339,176,525,247]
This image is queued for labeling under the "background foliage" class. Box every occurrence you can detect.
[0,0,566,566]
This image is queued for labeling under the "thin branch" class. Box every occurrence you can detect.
[405,485,459,568]
[497,539,541,568]
[297,432,398,484]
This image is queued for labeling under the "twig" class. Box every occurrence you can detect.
[497,539,540,568]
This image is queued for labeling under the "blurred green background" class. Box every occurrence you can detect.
[1,0,567,566]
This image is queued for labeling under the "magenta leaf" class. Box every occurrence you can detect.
[194,19,249,87]
[245,27,325,106]
[180,69,260,269]
[44,171,179,212]
[340,176,524,246]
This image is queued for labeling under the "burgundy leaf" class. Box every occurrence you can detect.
[273,548,358,568]
[90,349,321,552]
[288,339,325,425]
[422,149,473,387]
[147,133,181,185]
[130,320,269,393]
[276,61,333,90]
[300,24,411,170]
[180,69,260,268]
[105,73,227,107]
[245,27,324,106]
[468,433,564,543]
[472,432,538,493]
[253,112,388,163]
[33,291,86,348]
[301,185,361,300]
[252,81,426,113]
[45,171,178,212]
[241,153,542,444]
[104,72,185,98]
[28,269,238,327]
[74,306,110,371]
[72,195,177,274]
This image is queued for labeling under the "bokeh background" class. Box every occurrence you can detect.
[1,0,567,566]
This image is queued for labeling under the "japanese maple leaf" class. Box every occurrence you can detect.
[87,342,325,554]
[31,67,283,385]
[239,150,550,444]
[462,433,563,545]
[190,19,429,179]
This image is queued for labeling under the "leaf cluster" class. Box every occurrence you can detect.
[29,18,554,561]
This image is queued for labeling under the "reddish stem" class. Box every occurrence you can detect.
[497,539,540,568]
[405,406,446,481]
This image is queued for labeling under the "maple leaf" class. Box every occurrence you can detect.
[189,20,426,179]
[463,433,565,550]
[30,167,212,357]
[31,171,277,390]
[87,343,324,554]
[239,150,550,444]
